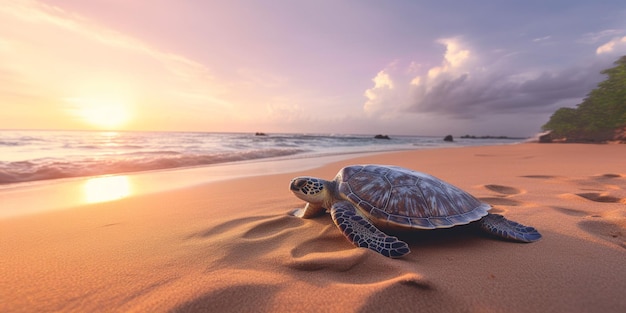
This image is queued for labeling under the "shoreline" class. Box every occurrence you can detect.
[1,143,625,312]
[0,143,521,219]
[0,129,525,185]
[1,149,404,219]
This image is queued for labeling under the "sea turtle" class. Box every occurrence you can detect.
[289,164,541,258]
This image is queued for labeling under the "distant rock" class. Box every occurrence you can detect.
[538,132,553,143]
[460,134,526,140]
[255,132,267,136]
[443,135,454,142]
[374,134,391,140]
[542,127,626,144]
[613,126,626,143]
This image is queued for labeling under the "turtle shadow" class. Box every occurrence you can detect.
[398,223,497,246]
[286,213,522,268]
[289,213,487,252]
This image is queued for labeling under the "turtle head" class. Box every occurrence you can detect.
[289,176,330,204]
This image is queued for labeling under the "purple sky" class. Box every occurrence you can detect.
[1,0,625,136]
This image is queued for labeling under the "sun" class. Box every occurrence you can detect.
[67,97,132,130]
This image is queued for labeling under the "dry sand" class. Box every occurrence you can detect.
[1,143,625,312]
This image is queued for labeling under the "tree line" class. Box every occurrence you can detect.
[542,55,626,142]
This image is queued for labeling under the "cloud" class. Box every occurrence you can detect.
[411,64,604,119]
[363,69,398,115]
[265,97,304,123]
[421,38,473,81]
[532,35,552,42]
[0,1,226,110]
[596,36,626,55]
[2,1,209,79]
[579,29,624,44]
[363,37,609,120]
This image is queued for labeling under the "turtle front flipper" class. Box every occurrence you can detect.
[330,201,410,258]
[479,213,542,242]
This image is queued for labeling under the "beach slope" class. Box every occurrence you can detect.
[1,144,625,312]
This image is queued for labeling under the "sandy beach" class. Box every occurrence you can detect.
[1,143,625,312]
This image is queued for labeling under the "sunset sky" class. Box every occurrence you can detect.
[1,0,625,136]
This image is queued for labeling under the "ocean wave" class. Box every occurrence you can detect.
[122,150,182,156]
[63,144,146,150]
[0,148,308,184]
[0,130,523,185]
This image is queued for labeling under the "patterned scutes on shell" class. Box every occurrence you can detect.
[336,165,490,230]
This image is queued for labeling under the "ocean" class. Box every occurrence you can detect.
[0,130,524,185]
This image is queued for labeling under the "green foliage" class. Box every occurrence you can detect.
[542,108,581,137]
[542,55,626,141]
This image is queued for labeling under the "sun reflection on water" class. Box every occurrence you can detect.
[83,175,132,204]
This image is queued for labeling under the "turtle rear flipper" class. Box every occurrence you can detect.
[330,201,410,258]
[479,213,542,242]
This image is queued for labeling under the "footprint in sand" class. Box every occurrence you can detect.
[478,197,522,207]
[479,184,524,207]
[576,193,623,203]
[573,173,626,203]
[551,206,589,217]
[484,184,522,195]
[593,173,626,190]
[521,175,560,179]
[578,219,626,249]
[602,173,623,178]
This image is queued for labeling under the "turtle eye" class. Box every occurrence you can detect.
[294,179,307,189]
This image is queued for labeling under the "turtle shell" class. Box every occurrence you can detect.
[336,165,490,230]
